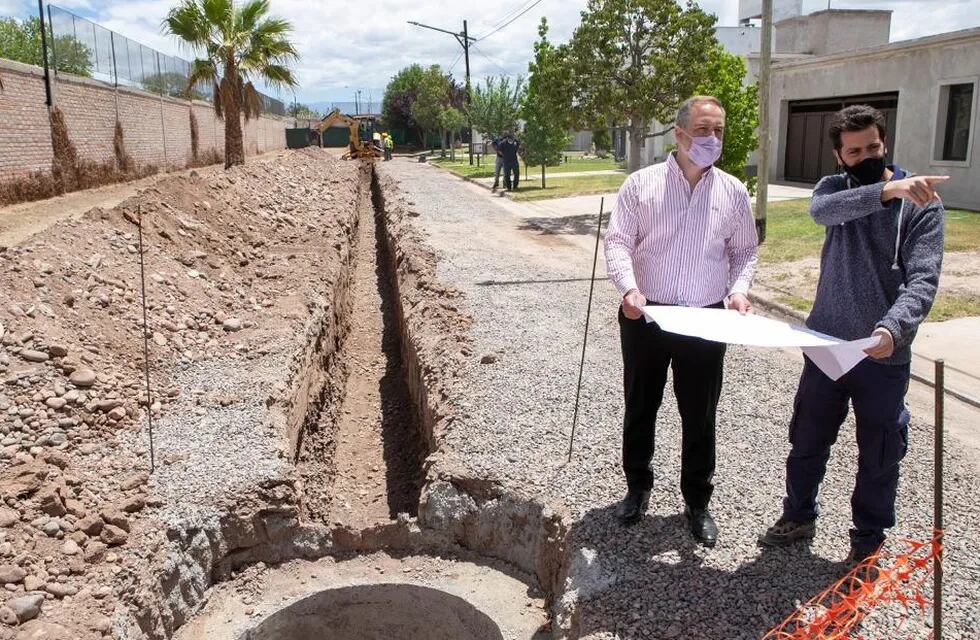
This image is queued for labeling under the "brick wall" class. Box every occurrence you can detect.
[0,58,289,181]
[0,61,54,177]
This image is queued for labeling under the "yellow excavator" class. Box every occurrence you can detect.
[315,108,382,160]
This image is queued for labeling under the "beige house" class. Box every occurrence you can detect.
[631,4,980,211]
[766,22,980,210]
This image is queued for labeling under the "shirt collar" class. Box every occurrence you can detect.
[667,151,714,182]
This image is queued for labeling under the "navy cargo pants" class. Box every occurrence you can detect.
[781,356,910,552]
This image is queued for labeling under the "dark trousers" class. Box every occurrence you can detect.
[782,356,910,551]
[619,305,726,509]
[503,162,520,190]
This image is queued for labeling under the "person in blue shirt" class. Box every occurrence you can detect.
[760,104,947,566]
[497,131,521,193]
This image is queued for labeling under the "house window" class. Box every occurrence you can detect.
[941,83,974,162]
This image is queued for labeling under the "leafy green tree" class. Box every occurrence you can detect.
[696,45,758,192]
[467,75,525,140]
[439,106,466,160]
[565,0,718,173]
[591,126,611,155]
[0,16,92,76]
[382,64,426,143]
[411,65,450,154]
[521,18,571,188]
[164,0,298,168]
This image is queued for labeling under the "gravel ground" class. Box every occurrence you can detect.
[117,353,291,530]
[380,158,980,639]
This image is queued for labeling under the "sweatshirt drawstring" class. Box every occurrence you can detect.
[892,198,905,271]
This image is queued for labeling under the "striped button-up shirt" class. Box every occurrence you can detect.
[604,153,758,307]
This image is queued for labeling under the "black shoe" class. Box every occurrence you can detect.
[760,516,817,548]
[685,505,718,547]
[615,489,650,526]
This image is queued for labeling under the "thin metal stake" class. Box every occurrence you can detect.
[934,359,944,639]
[569,197,605,462]
[137,205,156,473]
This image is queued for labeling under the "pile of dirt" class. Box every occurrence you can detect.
[0,148,359,639]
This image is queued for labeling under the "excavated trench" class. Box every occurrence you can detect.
[147,162,566,640]
[293,163,427,530]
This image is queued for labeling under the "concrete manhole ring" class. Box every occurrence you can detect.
[243,583,504,640]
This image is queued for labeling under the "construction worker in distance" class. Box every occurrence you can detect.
[383,133,394,161]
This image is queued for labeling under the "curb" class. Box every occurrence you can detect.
[428,163,518,199]
[749,291,807,324]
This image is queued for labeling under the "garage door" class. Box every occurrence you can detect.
[784,93,898,183]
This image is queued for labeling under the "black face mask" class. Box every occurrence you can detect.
[841,155,886,186]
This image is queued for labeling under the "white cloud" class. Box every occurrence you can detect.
[3,0,979,103]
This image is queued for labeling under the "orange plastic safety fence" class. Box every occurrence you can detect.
[763,532,943,640]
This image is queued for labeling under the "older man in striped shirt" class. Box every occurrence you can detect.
[604,96,758,545]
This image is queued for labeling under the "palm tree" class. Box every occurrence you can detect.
[164,0,298,168]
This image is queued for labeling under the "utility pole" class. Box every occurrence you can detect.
[407,19,476,165]
[756,0,773,244]
[37,0,52,107]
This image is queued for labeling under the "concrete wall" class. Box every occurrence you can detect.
[769,28,980,210]
[0,58,289,182]
[716,26,761,57]
[774,10,891,56]
[739,0,803,24]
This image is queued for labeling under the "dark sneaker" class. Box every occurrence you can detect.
[846,545,881,568]
[759,517,816,548]
[844,546,882,591]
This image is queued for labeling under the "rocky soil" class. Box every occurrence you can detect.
[0,149,360,639]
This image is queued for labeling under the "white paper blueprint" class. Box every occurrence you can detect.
[640,306,881,380]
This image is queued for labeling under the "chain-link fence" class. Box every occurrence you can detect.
[45,4,286,115]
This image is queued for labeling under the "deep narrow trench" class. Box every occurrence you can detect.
[302,164,427,529]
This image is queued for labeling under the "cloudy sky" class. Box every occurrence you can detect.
[2,0,979,106]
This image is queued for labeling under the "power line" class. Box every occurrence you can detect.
[448,49,465,75]
[471,43,511,77]
[475,0,539,39]
[476,0,548,42]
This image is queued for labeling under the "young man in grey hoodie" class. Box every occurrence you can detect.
[761,105,948,563]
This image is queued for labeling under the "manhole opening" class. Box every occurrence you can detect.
[243,583,504,640]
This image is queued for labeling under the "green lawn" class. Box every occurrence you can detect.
[758,199,980,263]
[430,155,625,180]
[929,292,980,321]
[508,174,627,201]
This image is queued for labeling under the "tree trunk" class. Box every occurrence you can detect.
[627,118,646,174]
[440,129,446,158]
[222,61,245,169]
[224,102,245,168]
[450,130,456,161]
[541,165,545,189]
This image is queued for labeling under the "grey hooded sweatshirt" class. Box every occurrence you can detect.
[806,166,944,367]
